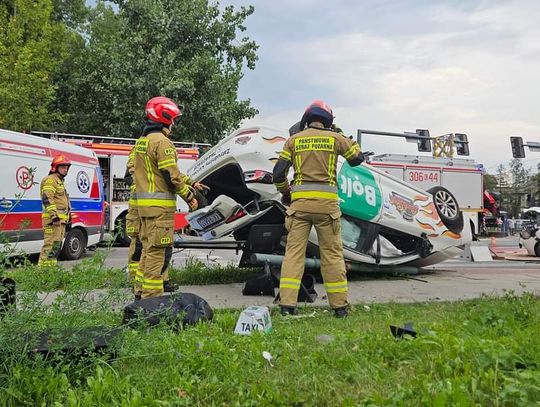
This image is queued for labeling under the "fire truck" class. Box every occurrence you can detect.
[369,154,484,234]
[31,131,210,245]
[359,129,484,235]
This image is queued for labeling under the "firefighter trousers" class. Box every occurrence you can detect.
[136,212,175,299]
[38,221,65,267]
[279,210,348,309]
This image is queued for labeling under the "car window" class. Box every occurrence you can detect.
[379,227,423,255]
[341,215,379,254]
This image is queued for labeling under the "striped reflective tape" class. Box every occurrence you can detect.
[280,277,301,290]
[291,184,338,193]
[157,158,177,169]
[280,150,292,161]
[324,280,348,293]
[291,191,338,200]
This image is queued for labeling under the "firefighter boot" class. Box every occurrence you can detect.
[334,307,348,318]
[280,306,298,316]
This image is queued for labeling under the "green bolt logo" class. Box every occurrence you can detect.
[338,163,382,221]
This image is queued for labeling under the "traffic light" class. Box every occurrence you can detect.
[454,133,469,156]
[510,136,525,158]
[415,129,431,152]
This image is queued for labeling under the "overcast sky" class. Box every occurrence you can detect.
[220,0,540,172]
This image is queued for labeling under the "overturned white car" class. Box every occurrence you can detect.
[519,207,540,257]
[186,126,472,268]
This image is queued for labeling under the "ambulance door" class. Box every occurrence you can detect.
[110,154,130,244]
[96,155,114,231]
[0,136,51,254]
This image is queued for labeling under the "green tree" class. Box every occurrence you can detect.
[56,0,258,143]
[529,170,540,207]
[0,0,71,130]
[483,173,498,192]
[494,163,508,212]
[508,158,529,216]
[51,0,88,28]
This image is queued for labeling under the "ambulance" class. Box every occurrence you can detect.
[0,129,105,260]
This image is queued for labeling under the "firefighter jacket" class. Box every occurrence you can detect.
[273,122,362,214]
[40,173,70,223]
[134,130,195,217]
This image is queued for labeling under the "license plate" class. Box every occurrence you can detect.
[196,211,224,230]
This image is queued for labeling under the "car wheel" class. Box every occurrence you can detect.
[535,242,540,257]
[60,228,87,260]
[114,213,131,247]
[427,186,464,234]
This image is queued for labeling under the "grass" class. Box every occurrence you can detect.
[169,257,262,285]
[5,251,261,291]
[1,249,539,405]
[5,247,408,292]
[5,250,128,292]
[0,282,539,406]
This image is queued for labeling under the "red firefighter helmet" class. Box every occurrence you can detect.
[300,99,334,129]
[145,96,182,126]
[50,154,71,172]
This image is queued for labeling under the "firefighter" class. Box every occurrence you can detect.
[273,100,366,318]
[125,142,179,293]
[133,96,205,299]
[38,155,71,267]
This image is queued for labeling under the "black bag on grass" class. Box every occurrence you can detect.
[123,293,213,329]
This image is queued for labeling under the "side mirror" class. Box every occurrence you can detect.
[454,133,469,156]
[415,129,431,152]
[510,136,526,158]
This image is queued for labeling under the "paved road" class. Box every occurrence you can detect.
[48,236,540,309]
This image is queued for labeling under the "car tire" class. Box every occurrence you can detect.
[535,242,540,257]
[114,213,131,247]
[60,227,87,260]
[427,186,464,234]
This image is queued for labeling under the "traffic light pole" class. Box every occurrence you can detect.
[357,129,470,157]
